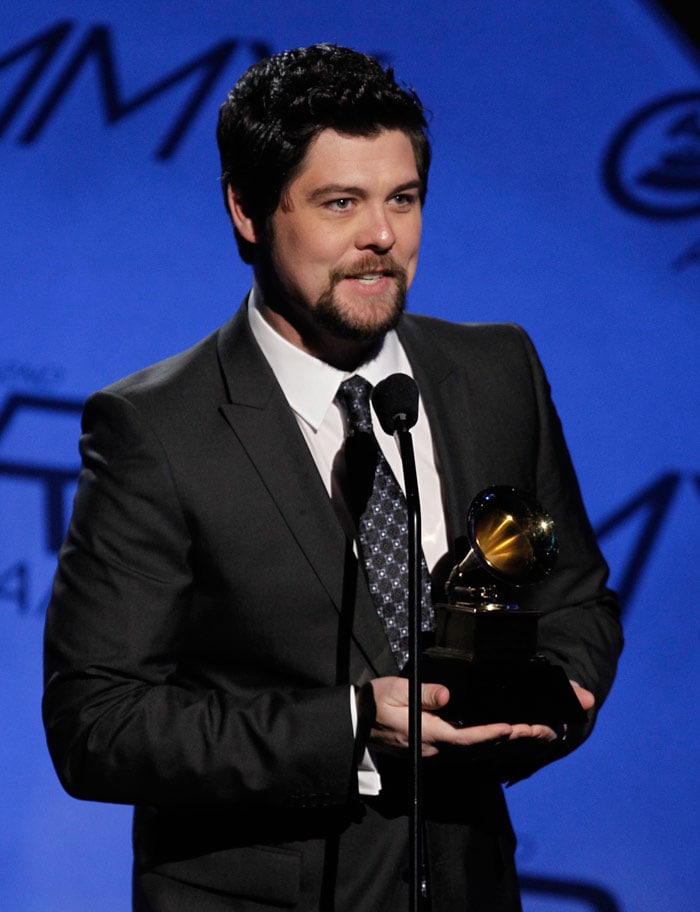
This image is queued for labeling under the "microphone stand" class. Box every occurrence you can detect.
[393,421,426,912]
[372,372,427,912]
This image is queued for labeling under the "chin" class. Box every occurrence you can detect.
[319,303,404,343]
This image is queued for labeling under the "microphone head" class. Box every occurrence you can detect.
[372,373,419,433]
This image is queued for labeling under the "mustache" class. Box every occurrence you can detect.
[331,255,407,283]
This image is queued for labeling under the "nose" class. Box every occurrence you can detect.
[355,205,396,253]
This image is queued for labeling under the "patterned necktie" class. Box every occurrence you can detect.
[336,375,433,668]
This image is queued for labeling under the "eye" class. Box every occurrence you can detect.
[329,198,352,211]
[392,192,418,208]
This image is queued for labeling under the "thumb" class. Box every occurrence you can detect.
[421,682,450,710]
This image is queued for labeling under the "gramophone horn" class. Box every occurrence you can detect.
[451,486,558,590]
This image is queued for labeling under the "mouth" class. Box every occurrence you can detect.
[351,272,392,285]
[341,271,396,297]
[329,258,407,298]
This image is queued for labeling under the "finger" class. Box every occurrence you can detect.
[422,715,513,747]
[527,724,558,742]
[420,682,450,711]
[570,680,595,711]
[509,723,559,742]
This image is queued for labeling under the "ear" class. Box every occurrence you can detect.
[226,185,259,244]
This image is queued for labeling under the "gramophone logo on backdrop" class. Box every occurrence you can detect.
[603,91,700,219]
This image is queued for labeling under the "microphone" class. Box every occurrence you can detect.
[371,373,419,434]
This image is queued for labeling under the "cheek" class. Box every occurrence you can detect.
[271,237,335,299]
[400,211,422,249]
[276,224,336,272]
[403,223,422,283]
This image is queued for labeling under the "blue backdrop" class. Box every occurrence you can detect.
[2,2,698,910]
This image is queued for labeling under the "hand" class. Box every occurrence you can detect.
[505,679,596,745]
[366,677,596,757]
[368,676,513,757]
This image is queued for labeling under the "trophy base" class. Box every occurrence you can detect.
[422,651,587,727]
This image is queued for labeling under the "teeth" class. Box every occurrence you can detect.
[356,274,383,283]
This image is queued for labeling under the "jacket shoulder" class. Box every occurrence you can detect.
[400,313,537,364]
[101,329,220,405]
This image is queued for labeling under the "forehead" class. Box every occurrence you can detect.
[288,129,420,195]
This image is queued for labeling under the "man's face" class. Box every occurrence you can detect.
[255,128,423,359]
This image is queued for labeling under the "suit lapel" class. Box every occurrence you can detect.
[398,316,481,554]
[215,303,396,677]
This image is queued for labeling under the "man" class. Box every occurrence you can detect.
[43,44,622,912]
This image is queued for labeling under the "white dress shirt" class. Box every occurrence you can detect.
[247,292,448,794]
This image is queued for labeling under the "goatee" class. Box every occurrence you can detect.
[313,257,408,343]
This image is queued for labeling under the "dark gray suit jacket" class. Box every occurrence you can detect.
[43,302,622,911]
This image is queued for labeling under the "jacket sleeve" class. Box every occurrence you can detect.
[518,326,622,696]
[496,325,623,779]
[42,389,359,811]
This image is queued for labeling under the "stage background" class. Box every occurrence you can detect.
[1,2,698,909]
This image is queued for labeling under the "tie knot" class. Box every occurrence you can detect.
[336,375,374,435]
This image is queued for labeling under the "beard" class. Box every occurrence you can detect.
[311,255,409,344]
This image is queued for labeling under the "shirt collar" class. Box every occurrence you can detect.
[247,289,410,432]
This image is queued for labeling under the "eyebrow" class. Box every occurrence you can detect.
[306,179,422,203]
